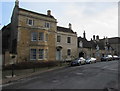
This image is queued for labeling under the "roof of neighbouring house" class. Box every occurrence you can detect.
[19,8,55,19]
[78,36,105,50]
[57,26,76,34]
[2,23,11,32]
[107,37,120,44]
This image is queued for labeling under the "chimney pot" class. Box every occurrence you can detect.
[69,23,72,29]
[47,10,51,16]
[15,0,19,7]
[93,35,95,40]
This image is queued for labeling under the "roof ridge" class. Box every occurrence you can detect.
[57,26,75,34]
[19,7,55,19]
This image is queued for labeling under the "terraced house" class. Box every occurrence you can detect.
[56,24,78,61]
[2,0,57,64]
[2,0,78,65]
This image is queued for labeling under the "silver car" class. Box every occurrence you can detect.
[79,57,86,64]
[86,57,96,64]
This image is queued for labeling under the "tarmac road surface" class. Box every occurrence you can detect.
[2,60,119,90]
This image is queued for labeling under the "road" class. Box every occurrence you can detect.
[2,60,119,90]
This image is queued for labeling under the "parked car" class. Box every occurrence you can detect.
[101,55,113,61]
[71,57,86,66]
[107,55,113,61]
[79,57,86,64]
[86,57,96,64]
[113,55,119,60]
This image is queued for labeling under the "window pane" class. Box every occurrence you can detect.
[39,49,44,59]
[27,19,34,25]
[39,32,44,41]
[46,34,48,41]
[57,35,61,42]
[67,37,71,43]
[67,49,71,56]
[45,49,48,59]
[31,32,37,41]
[45,22,50,28]
[30,49,36,60]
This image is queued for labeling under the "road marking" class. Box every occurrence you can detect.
[102,66,118,71]
[52,79,59,83]
[108,69,117,71]
[103,66,109,69]
[76,73,83,75]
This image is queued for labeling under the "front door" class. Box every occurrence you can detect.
[56,49,61,60]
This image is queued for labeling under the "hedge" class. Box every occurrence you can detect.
[3,61,62,70]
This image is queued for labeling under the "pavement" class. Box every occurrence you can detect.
[2,60,120,90]
[2,65,68,85]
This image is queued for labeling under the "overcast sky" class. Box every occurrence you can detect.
[1,0,119,40]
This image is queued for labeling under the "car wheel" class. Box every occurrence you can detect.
[78,62,81,66]
[90,61,92,64]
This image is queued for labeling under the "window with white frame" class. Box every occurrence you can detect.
[67,49,71,56]
[31,32,37,41]
[57,35,61,42]
[27,19,34,26]
[46,34,48,41]
[45,22,50,28]
[38,49,44,59]
[30,49,36,60]
[45,49,48,59]
[38,32,44,41]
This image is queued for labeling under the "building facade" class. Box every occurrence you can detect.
[2,0,120,65]
[2,0,78,65]
[78,32,109,61]
[78,32,120,61]
[2,1,57,65]
[56,24,78,61]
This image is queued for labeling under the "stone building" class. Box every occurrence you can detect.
[78,31,120,61]
[2,0,78,65]
[2,0,57,65]
[106,37,120,56]
[56,23,78,61]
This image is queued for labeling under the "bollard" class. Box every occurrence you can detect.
[12,64,15,77]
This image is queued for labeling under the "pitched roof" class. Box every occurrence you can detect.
[108,37,120,44]
[2,23,11,32]
[78,37,92,48]
[57,26,76,34]
[78,37,105,50]
[19,8,55,19]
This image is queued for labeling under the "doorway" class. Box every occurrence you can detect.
[79,52,84,58]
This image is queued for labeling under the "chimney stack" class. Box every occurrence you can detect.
[69,23,72,30]
[47,10,51,16]
[96,35,99,41]
[93,35,95,40]
[83,31,86,39]
[15,0,19,7]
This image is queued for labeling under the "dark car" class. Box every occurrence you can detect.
[101,55,113,61]
[101,56,108,61]
[71,57,86,66]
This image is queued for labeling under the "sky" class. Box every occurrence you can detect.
[0,0,119,40]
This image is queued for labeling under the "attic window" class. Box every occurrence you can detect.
[27,19,34,26]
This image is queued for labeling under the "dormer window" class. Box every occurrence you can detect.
[27,19,34,26]
[79,41,83,48]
